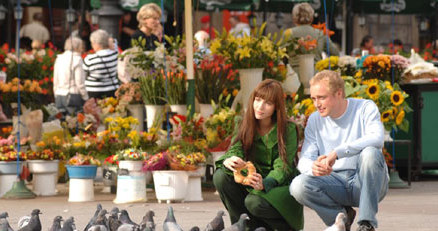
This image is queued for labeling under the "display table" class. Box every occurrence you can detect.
[385,140,412,186]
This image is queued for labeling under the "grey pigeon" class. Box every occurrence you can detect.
[18,209,42,231]
[119,210,137,226]
[189,227,200,231]
[84,204,103,231]
[222,214,249,231]
[108,208,121,231]
[0,213,8,219]
[89,210,109,231]
[163,207,182,231]
[116,224,139,231]
[254,228,266,231]
[61,217,76,231]
[204,211,225,231]
[49,216,63,231]
[0,217,13,231]
[88,226,107,231]
[324,213,346,231]
[139,210,155,231]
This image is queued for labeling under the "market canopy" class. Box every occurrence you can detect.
[352,0,438,15]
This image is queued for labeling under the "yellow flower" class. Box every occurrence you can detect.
[366,83,379,100]
[396,110,405,125]
[392,107,398,117]
[390,91,404,106]
[105,117,113,123]
[384,81,393,91]
[304,104,316,117]
[210,39,221,54]
[232,89,239,97]
[381,110,392,123]
[235,47,251,60]
[222,88,229,96]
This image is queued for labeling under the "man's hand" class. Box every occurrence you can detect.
[312,155,332,176]
[223,156,246,172]
[325,150,338,167]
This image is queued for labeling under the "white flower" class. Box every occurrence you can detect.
[338,56,356,68]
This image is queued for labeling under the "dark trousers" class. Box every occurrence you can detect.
[213,169,293,231]
[88,90,116,100]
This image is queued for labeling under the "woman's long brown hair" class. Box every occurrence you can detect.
[234,79,290,166]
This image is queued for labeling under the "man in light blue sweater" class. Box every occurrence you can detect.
[290,70,389,231]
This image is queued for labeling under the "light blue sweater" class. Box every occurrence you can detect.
[297,98,384,175]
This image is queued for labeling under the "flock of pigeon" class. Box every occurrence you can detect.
[0,204,263,231]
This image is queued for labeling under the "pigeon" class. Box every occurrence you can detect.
[222,214,249,231]
[49,216,63,231]
[139,210,155,231]
[163,207,182,231]
[116,224,139,231]
[119,210,137,226]
[84,204,103,231]
[89,210,109,231]
[0,213,8,219]
[0,217,13,231]
[204,211,225,231]
[254,228,266,231]
[18,209,42,231]
[61,217,76,231]
[108,208,121,231]
[324,213,346,231]
[88,226,107,231]
[189,227,200,231]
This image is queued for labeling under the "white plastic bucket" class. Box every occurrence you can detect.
[68,179,94,202]
[0,174,18,197]
[114,160,147,204]
[153,170,189,203]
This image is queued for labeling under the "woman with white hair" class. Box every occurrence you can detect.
[83,29,119,99]
[53,37,88,114]
[131,3,162,50]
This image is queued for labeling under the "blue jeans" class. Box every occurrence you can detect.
[290,147,389,228]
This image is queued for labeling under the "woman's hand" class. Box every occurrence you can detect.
[223,156,246,172]
[248,173,264,191]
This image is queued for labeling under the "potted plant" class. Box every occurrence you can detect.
[66,153,101,202]
[139,70,166,130]
[167,70,187,115]
[0,137,26,197]
[115,82,144,132]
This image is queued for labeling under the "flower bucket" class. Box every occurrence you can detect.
[28,160,59,196]
[237,68,264,110]
[127,104,144,132]
[199,104,214,119]
[145,105,164,130]
[153,170,189,203]
[0,161,23,197]
[185,165,206,202]
[298,54,315,95]
[66,165,98,202]
[114,160,147,204]
[170,105,187,115]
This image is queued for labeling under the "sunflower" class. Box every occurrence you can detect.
[391,91,404,106]
[366,83,380,100]
[392,107,398,117]
[381,110,392,122]
[396,110,405,125]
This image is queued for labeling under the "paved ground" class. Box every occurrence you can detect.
[1,179,438,231]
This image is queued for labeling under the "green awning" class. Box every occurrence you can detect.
[353,0,438,15]
[193,0,259,11]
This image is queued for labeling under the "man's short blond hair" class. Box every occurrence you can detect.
[310,70,345,97]
[137,3,162,27]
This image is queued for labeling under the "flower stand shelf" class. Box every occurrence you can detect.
[27,160,59,196]
[152,170,189,204]
[0,161,23,197]
[66,165,97,202]
[184,166,206,202]
[114,160,147,204]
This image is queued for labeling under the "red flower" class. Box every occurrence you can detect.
[1,67,6,72]
[38,80,44,85]
[44,77,49,82]
[42,89,48,95]
[42,65,48,70]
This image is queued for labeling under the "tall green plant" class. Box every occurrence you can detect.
[139,70,166,105]
[167,70,187,105]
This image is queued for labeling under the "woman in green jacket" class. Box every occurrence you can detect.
[213,79,303,231]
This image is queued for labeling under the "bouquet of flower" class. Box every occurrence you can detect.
[127,128,159,150]
[95,130,126,157]
[30,136,66,160]
[312,22,335,36]
[292,98,316,118]
[362,54,400,81]
[0,78,44,110]
[115,82,143,110]
[195,54,237,104]
[0,143,26,161]
[97,97,121,118]
[166,143,207,170]
[263,62,287,82]
[210,23,288,69]
[143,151,168,171]
[391,55,410,82]
[61,133,98,158]
[166,70,187,105]
[315,56,340,72]
[139,70,166,105]
[103,155,118,166]
[67,153,101,166]
[338,56,357,76]
[204,107,237,151]
[115,148,147,161]
[170,114,205,142]
[65,113,97,134]
[288,35,318,57]
[104,116,139,141]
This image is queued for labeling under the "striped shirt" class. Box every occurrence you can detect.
[83,49,119,92]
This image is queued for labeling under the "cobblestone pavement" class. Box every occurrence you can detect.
[0,180,437,231]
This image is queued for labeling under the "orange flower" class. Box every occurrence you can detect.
[77,113,85,123]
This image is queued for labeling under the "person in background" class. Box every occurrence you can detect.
[229,16,250,38]
[352,35,375,56]
[120,10,137,50]
[392,39,403,54]
[83,29,119,99]
[290,70,388,231]
[200,15,215,39]
[131,3,161,51]
[53,37,88,115]
[214,79,304,231]
[20,12,50,44]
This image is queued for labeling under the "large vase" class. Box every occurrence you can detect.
[298,54,315,95]
[199,103,214,119]
[145,105,164,130]
[66,165,98,202]
[153,170,189,204]
[27,160,59,196]
[114,160,146,204]
[170,104,187,115]
[237,68,264,110]
[0,161,23,197]
[127,104,144,133]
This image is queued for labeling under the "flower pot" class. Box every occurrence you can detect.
[297,54,315,95]
[27,160,59,196]
[127,104,144,132]
[145,105,164,130]
[66,165,98,202]
[237,68,264,110]
[153,170,189,203]
[114,160,147,204]
[185,165,206,202]
[0,161,23,197]
[199,103,214,119]
[170,104,187,115]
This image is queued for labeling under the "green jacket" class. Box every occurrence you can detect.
[215,122,304,230]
